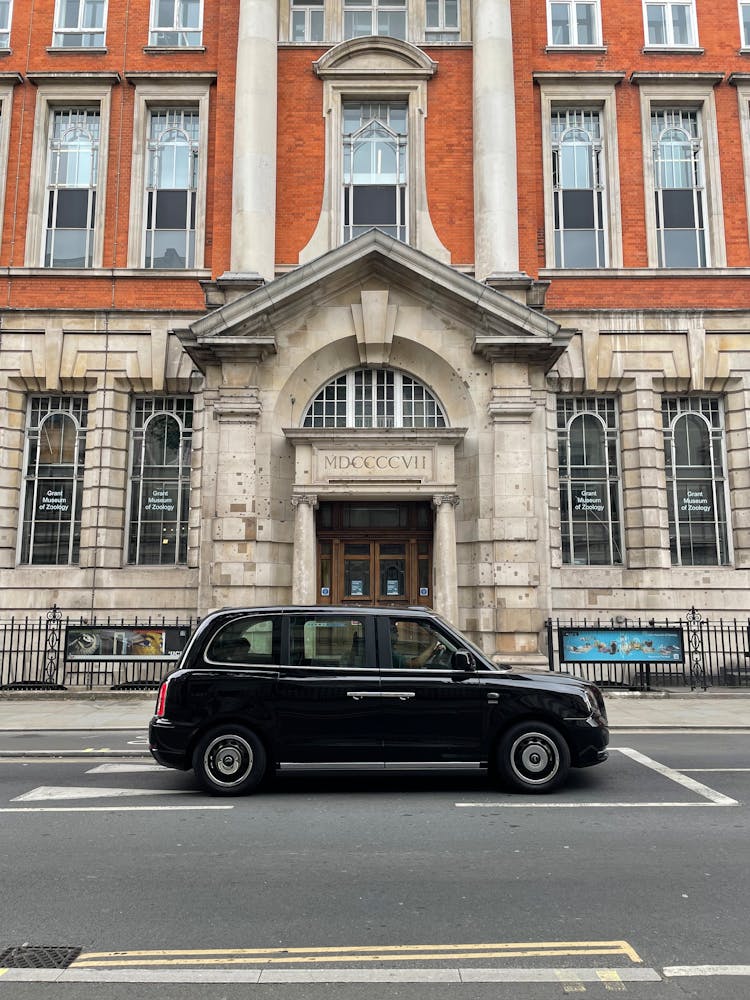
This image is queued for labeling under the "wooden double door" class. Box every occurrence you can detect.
[316,502,433,608]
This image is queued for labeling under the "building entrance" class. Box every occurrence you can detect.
[316,501,433,607]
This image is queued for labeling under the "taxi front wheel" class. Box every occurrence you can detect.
[496,721,570,793]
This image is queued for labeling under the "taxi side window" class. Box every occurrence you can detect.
[389,618,458,669]
[206,617,281,666]
[288,616,366,668]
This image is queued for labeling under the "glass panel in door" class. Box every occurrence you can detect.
[377,542,406,601]
[344,543,371,599]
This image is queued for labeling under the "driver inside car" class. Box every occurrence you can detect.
[390,622,444,669]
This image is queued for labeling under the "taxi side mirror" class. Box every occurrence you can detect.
[452,649,475,672]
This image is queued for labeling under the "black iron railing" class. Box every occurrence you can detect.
[0,607,197,691]
[545,610,750,690]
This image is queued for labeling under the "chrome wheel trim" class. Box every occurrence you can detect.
[203,734,254,787]
[509,731,560,785]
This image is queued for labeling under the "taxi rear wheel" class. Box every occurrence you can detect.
[192,725,267,796]
[496,721,570,793]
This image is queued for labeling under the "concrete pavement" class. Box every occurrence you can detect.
[0,689,747,731]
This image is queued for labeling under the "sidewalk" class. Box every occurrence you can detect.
[0,689,747,730]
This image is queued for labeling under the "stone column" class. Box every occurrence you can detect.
[229,0,277,282]
[433,494,459,625]
[472,0,520,281]
[292,494,318,604]
[619,381,671,570]
[198,390,262,612]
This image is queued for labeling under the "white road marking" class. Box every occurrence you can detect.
[455,801,734,808]
[616,747,739,805]
[663,965,750,977]
[86,764,165,773]
[11,785,195,801]
[682,768,750,773]
[0,805,232,813]
[0,967,663,984]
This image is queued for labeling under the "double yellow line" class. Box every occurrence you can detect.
[73,939,642,968]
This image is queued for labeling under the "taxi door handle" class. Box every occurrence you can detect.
[346,691,416,701]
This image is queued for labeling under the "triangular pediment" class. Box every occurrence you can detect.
[178,230,571,369]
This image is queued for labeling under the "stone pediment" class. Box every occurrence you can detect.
[313,37,438,80]
[177,230,572,370]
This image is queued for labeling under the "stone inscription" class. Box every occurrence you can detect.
[317,449,433,481]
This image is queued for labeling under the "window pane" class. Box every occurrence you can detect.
[550,2,571,42]
[558,400,621,565]
[128,399,192,564]
[664,401,729,565]
[662,229,700,267]
[647,4,667,43]
[671,3,691,43]
[575,2,595,42]
[20,400,87,565]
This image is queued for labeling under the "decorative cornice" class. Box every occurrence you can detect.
[26,71,121,85]
[125,71,217,84]
[533,71,626,84]
[630,71,724,86]
[283,427,468,448]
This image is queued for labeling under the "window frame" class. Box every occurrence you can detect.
[0,0,13,47]
[556,397,623,567]
[290,0,325,42]
[424,0,460,42]
[0,80,17,254]
[143,106,200,269]
[741,1,750,48]
[126,396,194,567]
[662,397,731,567]
[343,0,407,40]
[642,0,699,49]
[18,395,89,566]
[25,77,114,270]
[51,0,108,48]
[300,39,450,263]
[732,78,750,242]
[546,0,603,48]
[303,368,447,429]
[42,106,101,269]
[148,0,204,48]
[537,75,623,270]
[126,75,212,271]
[342,101,408,244]
[635,77,725,269]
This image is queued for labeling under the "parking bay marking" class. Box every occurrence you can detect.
[456,747,739,809]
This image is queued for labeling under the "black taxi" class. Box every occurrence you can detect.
[149,606,609,795]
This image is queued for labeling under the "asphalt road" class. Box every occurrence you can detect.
[1,732,749,999]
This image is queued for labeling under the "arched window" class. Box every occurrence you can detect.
[128,398,193,565]
[551,110,606,268]
[663,398,729,565]
[343,102,407,244]
[144,108,200,268]
[651,110,706,267]
[303,369,446,428]
[557,397,622,565]
[44,109,100,267]
[20,397,88,565]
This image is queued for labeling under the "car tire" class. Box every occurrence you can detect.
[192,725,267,796]
[496,721,570,793]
